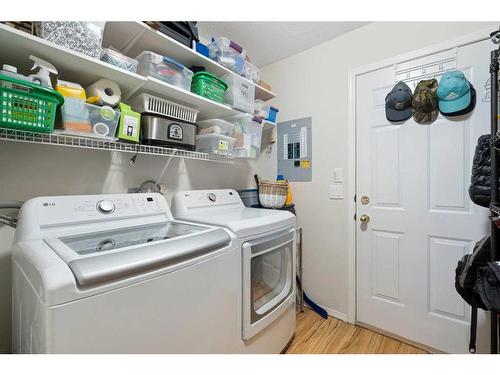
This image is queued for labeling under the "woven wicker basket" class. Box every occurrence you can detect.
[258,178,288,209]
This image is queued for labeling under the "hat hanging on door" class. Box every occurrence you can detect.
[385,81,413,122]
[441,83,476,117]
[437,70,475,116]
[412,78,439,125]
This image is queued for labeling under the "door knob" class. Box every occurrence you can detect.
[360,214,370,224]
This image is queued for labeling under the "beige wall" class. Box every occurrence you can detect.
[257,22,498,319]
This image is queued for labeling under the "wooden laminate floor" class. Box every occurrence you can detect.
[286,309,428,354]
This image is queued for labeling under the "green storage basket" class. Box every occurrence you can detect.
[0,74,64,133]
[191,72,228,104]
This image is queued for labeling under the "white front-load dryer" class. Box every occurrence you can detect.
[172,189,297,353]
[12,193,240,353]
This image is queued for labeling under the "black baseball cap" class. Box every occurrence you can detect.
[385,81,413,122]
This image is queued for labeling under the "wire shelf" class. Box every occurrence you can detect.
[0,128,234,163]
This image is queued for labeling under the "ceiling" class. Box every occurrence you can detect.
[197,22,369,67]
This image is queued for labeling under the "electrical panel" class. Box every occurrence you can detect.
[277,117,312,182]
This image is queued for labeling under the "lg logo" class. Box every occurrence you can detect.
[43,202,56,207]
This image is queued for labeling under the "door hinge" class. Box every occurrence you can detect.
[354,213,357,221]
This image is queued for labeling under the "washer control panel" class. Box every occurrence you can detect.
[36,193,170,227]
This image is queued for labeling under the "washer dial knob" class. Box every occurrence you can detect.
[207,193,217,202]
[97,200,115,214]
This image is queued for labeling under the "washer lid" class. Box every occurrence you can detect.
[175,207,295,238]
[59,221,204,255]
[46,221,231,288]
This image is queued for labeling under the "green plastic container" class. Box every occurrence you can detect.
[191,72,228,104]
[0,74,64,133]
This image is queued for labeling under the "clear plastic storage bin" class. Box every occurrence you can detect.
[223,73,255,114]
[58,98,119,141]
[197,118,235,137]
[135,51,193,91]
[196,134,236,156]
[100,48,138,73]
[208,37,246,75]
[243,60,261,84]
[224,113,263,159]
[254,99,267,118]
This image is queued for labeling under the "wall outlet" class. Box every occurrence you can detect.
[330,183,344,200]
[334,168,343,182]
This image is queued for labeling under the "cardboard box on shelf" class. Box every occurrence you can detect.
[258,80,272,91]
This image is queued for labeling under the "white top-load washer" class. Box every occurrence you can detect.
[12,193,240,353]
[172,189,296,353]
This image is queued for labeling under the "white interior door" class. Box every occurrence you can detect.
[356,39,492,353]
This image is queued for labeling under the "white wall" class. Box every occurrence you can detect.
[257,22,498,320]
[0,142,258,353]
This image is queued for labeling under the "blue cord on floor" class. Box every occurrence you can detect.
[296,275,328,319]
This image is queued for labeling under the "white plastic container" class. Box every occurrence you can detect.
[196,134,236,156]
[135,51,193,91]
[223,113,263,159]
[243,60,260,84]
[58,99,119,141]
[208,37,246,75]
[100,48,138,73]
[197,118,235,137]
[223,73,255,114]
[0,64,32,83]
[128,93,199,123]
[254,99,267,118]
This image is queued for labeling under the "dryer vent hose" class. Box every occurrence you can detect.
[0,201,23,209]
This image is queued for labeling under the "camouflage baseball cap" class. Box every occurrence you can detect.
[412,78,439,124]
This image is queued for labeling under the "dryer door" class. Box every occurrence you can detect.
[242,228,295,340]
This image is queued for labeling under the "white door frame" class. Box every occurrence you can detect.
[346,27,493,324]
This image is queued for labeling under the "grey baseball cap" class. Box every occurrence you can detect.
[385,81,413,122]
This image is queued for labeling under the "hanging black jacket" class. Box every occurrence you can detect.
[469,134,495,208]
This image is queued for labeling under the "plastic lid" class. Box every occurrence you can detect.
[163,56,187,70]
[277,174,285,180]
[193,72,228,90]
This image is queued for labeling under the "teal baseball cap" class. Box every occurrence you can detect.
[437,70,472,115]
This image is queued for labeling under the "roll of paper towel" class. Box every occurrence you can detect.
[86,79,121,107]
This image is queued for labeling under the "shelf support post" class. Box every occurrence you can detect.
[489,46,500,354]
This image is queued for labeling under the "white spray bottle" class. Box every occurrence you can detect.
[28,55,58,88]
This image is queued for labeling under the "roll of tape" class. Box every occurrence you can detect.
[86,79,121,107]
[99,106,116,121]
[93,122,110,137]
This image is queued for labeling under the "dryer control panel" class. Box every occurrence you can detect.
[172,189,244,216]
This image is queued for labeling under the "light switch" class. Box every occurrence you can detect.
[330,183,344,200]
[334,168,343,182]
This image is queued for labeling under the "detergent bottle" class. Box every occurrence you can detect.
[277,174,293,206]
[0,64,31,82]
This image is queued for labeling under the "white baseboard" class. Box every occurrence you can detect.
[303,302,348,322]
